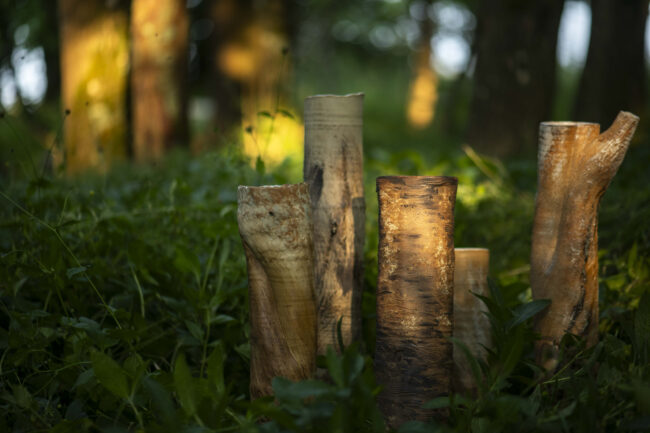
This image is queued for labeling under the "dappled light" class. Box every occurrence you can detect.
[406,58,438,128]
[1,0,650,431]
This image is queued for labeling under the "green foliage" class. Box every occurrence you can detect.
[1,139,650,432]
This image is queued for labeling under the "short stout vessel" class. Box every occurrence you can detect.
[303,93,365,355]
[237,183,317,398]
[453,248,490,395]
[375,175,457,427]
[531,111,639,371]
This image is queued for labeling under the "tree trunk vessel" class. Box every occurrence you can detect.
[453,248,490,395]
[375,175,457,427]
[237,183,317,398]
[303,93,365,355]
[531,111,639,371]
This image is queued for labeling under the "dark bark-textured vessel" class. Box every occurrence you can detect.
[453,248,490,395]
[375,175,458,427]
[303,93,365,354]
[237,183,317,398]
[531,111,639,371]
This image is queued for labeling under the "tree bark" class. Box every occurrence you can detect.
[303,93,365,355]
[58,0,129,173]
[237,183,317,399]
[453,248,490,395]
[131,0,189,161]
[574,0,648,126]
[466,0,565,157]
[531,111,638,371]
[375,175,457,427]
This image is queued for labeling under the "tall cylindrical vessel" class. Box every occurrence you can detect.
[237,183,317,398]
[453,248,490,395]
[375,175,457,427]
[531,111,638,371]
[303,93,365,354]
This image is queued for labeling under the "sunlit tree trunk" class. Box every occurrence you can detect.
[375,175,457,427]
[531,112,638,372]
[131,0,189,161]
[58,0,129,173]
[406,12,437,129]
[574,0,648,127]
[466,0,565,157]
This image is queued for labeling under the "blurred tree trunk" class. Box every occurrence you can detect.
[44,0,61,104]
[406,13,438,129]
[574,0,648,126]
[131,0,189,161]
[209,0,243,139]
[466,0,565,157]
[59,0,129,173]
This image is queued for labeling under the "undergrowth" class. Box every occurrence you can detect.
[1,138,649,432]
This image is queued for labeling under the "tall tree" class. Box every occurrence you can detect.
[131,0,189,161]
[406,10,438,129]
[466,0,565,157]
[209,0,243,138]
[574,0,648,126]
[58,0,129,173]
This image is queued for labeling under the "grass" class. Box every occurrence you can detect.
[1,61,650,430]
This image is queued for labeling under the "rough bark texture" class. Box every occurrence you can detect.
[466,0,565,157]
[303,93,365,355]
[237,183,317,399]
[575,0,648,126]
[531,111,639,371]
[59,0,129,173]
[131,0,189,161]
[453,248,490,395]
[375,176,457,427]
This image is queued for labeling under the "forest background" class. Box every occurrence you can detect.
[1,0,650,432]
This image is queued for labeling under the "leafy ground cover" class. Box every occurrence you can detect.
[1,136,650,432]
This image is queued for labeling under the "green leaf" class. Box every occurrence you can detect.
[66,266,87,279]
[255,156,265,176]
[90,351,130,399]
[635,292,650,363]
[207,343,226,392]
[326,346,344,387]
[277,109,295,119]
[12,384,32,409]
[506,299,551,330]
[173,353,197,417]
[423,396,451,409]
[272,377,331,402]
[143,376,178,425]
[449,336,482,393]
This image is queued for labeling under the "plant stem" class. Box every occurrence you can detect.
[0,190,122,329]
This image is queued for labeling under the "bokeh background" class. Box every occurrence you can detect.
[1,0,648,175]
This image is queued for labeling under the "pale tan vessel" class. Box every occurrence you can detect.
[531,111,639,371]
[303,93,366,355]
[237,183,317,398]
